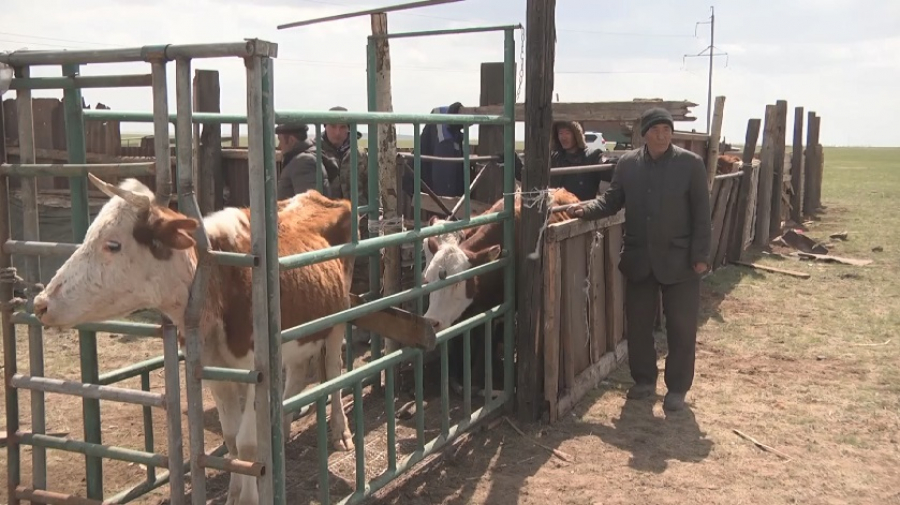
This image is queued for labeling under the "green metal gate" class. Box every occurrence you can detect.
[1,25,519,505]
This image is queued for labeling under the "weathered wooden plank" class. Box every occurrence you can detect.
[563,234,590,378]
[587,231,606,362]
[605,224,625,348]
[542,241,561,422]
[706,95,726,189]
[769,100,788,238]
[556,339,628,419]
[803,112,820,215]
[714,176,741,269]
[545,210,625,243]
[473,63,506,204]
[790,106,805,222]
[348,294,437,351]
[458,100,698,123]
[707,177,726,265]
[754,104,778,247]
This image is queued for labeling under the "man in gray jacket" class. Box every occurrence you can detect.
[566,107,712,412]
[276,122,331,200]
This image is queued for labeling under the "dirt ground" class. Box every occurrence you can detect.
[2,147,899,504]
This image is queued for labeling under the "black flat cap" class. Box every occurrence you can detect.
[275,122,309,135]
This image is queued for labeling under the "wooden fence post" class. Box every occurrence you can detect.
[753,104,777,247]
[769,99,787,238]
[790,106,805,223]
[803,112,820,215]
[517,0,556,423]
[729,118,761,261]
[193,69,223,213]
[815,142,824,210]
[705,95,726,189]
[474,62,507,204]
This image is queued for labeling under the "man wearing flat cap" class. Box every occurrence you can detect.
[276,121,331,199]
[566,107,712,412]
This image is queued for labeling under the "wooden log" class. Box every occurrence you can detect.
[790,106,805,222]
[815,143,824,210]
[231,123,240,147]
[458,100,698,123]
[194,69,223,213]
[727,118,761,262]
[753,104,777,247]
[348,294,437,351]
[371,13,403,361]
[516,0,556,423]
[803,112,820,215]
[705,95,726,189]
[542,241,561,422]
[473,62,506,204]
[732,261,810,279]
[769,100,788,238]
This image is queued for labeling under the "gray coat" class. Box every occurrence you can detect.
[276,139,332,200]
[581,144,712,285]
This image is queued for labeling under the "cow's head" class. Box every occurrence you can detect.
[423,216,467,269]
[422,241,500,332]
[32,174,199,329]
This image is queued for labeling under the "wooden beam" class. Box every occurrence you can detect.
[193,69,223,213]
[349,294,436,351]
[727,118,761,262]
[803,113,820,215]
[371,13,403,361]
[705,95,726,189]
[459,100,698,123]
[516,0,555,423]
[769,99,788,238]
[790,106,805,223]
[753,104,777,247]
[474,62,506,204]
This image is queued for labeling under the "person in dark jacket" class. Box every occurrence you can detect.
[275,122,330,200]
[565,107,712,412]
[549,120,610,201]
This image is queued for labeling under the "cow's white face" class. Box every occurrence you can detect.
[32,175,198,329]
[422,242,500,332]
[423,218,466,269]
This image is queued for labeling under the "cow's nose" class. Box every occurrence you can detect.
[32,295,48,320]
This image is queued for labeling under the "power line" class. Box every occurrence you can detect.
[683,6,728,133]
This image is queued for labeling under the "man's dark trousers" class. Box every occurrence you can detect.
[625,272,700,394]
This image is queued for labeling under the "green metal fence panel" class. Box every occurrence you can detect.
[0,23,521,505]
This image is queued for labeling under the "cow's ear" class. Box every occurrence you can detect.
[427,236,440,255]
[157,216,199,250]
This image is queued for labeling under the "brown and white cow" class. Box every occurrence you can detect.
[422,188,580,331]
[32,175,355,505]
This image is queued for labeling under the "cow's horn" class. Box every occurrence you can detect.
[87,173,151,209]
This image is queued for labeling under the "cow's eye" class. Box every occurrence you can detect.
[105,241,122,253]
[438,270,447,280]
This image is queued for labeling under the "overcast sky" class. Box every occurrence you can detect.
[3,0,897,146]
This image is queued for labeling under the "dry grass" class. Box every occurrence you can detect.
[2,147,899,504]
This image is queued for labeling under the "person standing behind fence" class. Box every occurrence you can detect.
[565,107,712,412]
[275,122,330,199]
[549,120,609,201]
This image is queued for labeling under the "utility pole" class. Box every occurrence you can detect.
[684,6,728,133]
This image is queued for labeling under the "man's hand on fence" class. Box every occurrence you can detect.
[565,204,586,218]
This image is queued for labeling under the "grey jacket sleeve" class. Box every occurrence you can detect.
[282,154,330,198]
[580,161,625,220]
[689,156,712,265]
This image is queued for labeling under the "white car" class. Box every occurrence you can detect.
[584,131,609,152]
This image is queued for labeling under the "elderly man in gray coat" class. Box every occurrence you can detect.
[567,107,712,412]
